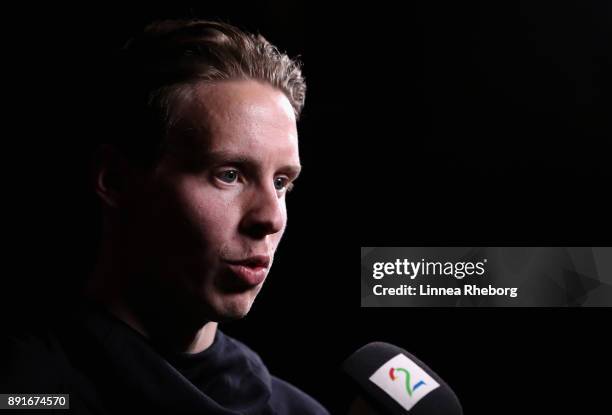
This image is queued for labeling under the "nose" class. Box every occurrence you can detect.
[239,184,285,240]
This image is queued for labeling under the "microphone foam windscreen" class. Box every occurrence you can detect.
[342,342,463,415]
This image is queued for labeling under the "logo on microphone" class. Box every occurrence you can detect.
[389,367,426,397]
[369,353,440,411]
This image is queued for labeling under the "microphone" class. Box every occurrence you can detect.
[342,342,463,415]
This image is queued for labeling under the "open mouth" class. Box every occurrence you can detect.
[223,255,271,288]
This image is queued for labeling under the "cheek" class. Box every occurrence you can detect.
[139,175,234,258]
[176,181,238,244]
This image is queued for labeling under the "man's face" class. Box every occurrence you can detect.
[122,79,300,322]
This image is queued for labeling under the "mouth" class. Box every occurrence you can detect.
[223,255,271,287]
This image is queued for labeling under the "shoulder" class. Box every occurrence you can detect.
[0,323,64,392]
[269,376,330,415]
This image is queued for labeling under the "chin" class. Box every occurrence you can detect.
[210,293,256,322]
[213,306,251,322]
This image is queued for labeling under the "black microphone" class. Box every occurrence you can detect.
[342,342,463,415]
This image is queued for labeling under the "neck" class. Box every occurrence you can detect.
[84,235,218,355]
[107,300,218,354]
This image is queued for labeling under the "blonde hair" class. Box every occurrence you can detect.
[109,19,306,165]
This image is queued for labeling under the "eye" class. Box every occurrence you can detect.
[216,169,239,184]
[274,176,294,193]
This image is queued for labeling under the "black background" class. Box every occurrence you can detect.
[5,1,612,414]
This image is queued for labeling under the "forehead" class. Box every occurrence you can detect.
[169,79,299,161]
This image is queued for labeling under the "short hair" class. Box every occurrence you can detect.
[104,19,306,166]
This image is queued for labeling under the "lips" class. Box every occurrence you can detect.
[224,255,270,287]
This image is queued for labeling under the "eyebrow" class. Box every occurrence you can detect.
[200,150,302,178]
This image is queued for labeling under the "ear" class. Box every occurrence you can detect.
[91,144,131,209]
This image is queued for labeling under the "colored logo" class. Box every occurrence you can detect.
[389,367,426,397]
[370,353,440,411]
